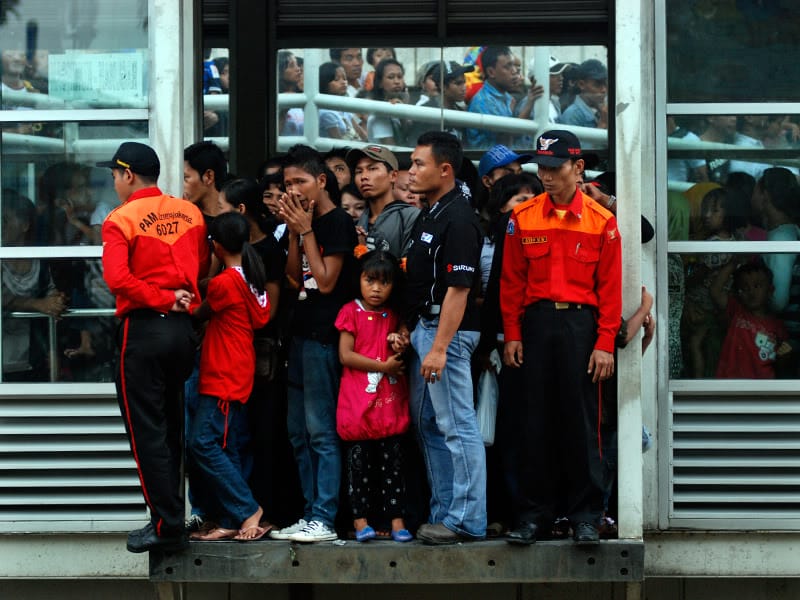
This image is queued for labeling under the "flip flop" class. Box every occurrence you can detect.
[233,524,271,542]
[190,527,238,541]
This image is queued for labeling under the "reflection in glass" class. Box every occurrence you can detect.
[2,254,115,383]
[1,121,144,247]
[667,115,800,191]
[0,0,148,110]
[671,252,800,380]
[666,1,800,102]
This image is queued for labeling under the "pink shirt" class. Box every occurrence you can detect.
[335,300,410,441]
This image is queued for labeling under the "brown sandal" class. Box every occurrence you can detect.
[190,527,238,541]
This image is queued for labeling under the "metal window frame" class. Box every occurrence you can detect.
[0,0,195,533]
[655,0,800,532]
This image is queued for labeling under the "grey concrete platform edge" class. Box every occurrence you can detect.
[150,539,644,583]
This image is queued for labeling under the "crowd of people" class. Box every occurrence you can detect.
[665,115,800,381]
[273,46,611,148]
[86,121,665,555]
[670,165,800,380]
[9,46,800,552]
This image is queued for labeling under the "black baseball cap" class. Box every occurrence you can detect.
[429,61,475,85]
[577,58,608,81]
[530,130,585,167]
[96,142,160,178]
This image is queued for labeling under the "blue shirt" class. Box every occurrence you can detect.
[558,95,597,128]
[466,81,513,149]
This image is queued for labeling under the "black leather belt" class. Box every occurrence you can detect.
[529,300,585,310]
[420,304,441,319]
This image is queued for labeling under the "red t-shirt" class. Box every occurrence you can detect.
[198,268,270,402]
[335,300,410,441]
[716,297,787,379]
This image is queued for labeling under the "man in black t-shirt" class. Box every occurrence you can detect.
[404,131,486,544]
[275,145,357,543]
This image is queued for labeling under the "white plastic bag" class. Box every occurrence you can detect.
[476,369,499,447]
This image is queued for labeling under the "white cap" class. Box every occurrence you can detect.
[528,55,568,77]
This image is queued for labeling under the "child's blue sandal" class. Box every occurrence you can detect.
[391,528,413,542]
[356,526,377,542]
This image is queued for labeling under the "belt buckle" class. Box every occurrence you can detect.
[555,302,569,310]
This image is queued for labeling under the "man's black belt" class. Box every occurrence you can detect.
[421,304,441,319]
[528,300,586,311]
[125,308,189,319]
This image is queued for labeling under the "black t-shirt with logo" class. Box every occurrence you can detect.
[291,207,357,343]
[404,186,481,331]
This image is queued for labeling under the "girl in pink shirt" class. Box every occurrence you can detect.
[335,250,413,542]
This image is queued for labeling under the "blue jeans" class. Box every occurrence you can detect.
[286,337,341,527]
[184,355,204,517]
[410,318,486,538]
[187,395,258,529]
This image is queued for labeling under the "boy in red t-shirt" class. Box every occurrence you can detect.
[711,260,790,378]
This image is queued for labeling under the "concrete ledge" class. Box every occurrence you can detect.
[644,531,800,577]
[149,538,644,584]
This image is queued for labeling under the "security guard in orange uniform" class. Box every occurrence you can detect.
[100,142,209,553]
[500,130,621,545]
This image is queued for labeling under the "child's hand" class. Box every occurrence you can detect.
[777,341,792,357]
[383,353,405,377]
[387,332,409,354]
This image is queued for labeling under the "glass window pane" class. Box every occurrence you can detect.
[666,2,800,102]
[275,45,608,152]
[203,49,229,143]
[667,115,800,193]
[669,252,800,380]
[2,258,115,383]
[0,1,148,110]
[1,120,147,246]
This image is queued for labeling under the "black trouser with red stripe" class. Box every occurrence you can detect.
[115,310,196,536]
[514,303,605,528]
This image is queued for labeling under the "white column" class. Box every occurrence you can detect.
[614,0,654,540]
[149,0,197,197]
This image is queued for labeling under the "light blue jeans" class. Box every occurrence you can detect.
[410,318,486,538]
[286,337,341,528]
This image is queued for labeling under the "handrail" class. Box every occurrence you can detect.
[7,308,116,383]
[1,88,147,110]
[276,90,609,150]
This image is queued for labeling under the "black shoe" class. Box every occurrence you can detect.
[507,522,537,545]
[127,522,155,545]
[417,523,463,545]
[573,522,599,546]
[126,523,188,553]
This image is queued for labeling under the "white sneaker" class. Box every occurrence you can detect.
[288,520,338,543]
[269,518,308,540]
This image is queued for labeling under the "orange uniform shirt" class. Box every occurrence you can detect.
[500,188,622,352]
[102,187,209,317]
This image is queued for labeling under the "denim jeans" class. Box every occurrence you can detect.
[410,318,486,538]
[187,395,258,529]
[286,337,341,528]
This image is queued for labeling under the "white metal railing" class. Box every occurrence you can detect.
[1,87,147,110]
